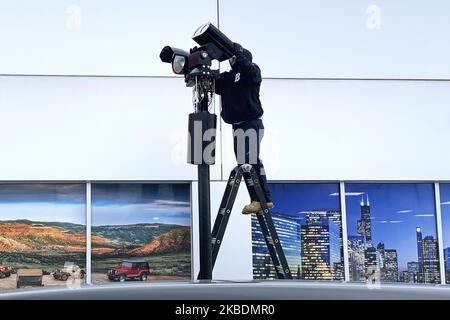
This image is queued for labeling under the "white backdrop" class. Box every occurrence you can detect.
[219,0,450,79]
[2,76,449,181]
[0,0,217,76]
[2,0,449,78]
[192,181,253,280]
[0,75,222,181]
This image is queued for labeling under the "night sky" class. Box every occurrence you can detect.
[440,183,450,249]
[345,183,437,270]
[268,183,341,216]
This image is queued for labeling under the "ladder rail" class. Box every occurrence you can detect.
[245,165,292,279]
[211,168,243,266]
[255,213,286,279]
[197,164,292,280]
[197,166,241,279]
[210,167,238,248]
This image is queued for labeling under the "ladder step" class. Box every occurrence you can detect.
[206,164,292,280]
[264,235,279,241]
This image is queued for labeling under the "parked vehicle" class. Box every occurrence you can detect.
[0,264,11,279]
[16,269,43,288]
[107,260,150,282]
[53,262,85,281]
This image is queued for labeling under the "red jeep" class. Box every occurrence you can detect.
[0,264,11,279]
[107,260,150,282]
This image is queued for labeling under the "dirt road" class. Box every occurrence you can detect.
[0,274,85,292]
[0,273,189,292]
[92,273,190,284]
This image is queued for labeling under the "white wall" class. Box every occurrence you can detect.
[0,75,222,181]
[3,76,449,182]
[248,79,450,181]
[219,0,450,79]
[192,181,253,280]
[0,0,217,76]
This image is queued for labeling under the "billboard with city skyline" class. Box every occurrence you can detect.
[346,183,440,283]
[440,183,450,284]
[252,183,344,280]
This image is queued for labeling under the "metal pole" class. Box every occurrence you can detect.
[198,163,212,279]
[86,182,92,285]
[340,181,350,282]
[434,182,446,285]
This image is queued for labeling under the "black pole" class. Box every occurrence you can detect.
[198,163,212,280]
[187,78,216,280]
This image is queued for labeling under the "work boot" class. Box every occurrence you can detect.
[242,201,274,214]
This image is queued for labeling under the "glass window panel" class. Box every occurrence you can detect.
[345,183,440,284]
[440,183,450,284]
[252,183,344,280]
[91,183,191,284]
[0,184,86,292]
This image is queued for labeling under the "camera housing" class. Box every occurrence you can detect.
[192,22,234,62]
[159,22,234,86]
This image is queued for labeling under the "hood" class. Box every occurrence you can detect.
[111,265,125,270]
[231,48,253,71]
[242,48,253,62]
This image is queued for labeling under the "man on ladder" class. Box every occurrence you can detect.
[214,43,291,279]
[215,42,273,214]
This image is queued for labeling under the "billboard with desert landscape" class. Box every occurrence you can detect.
[91,183,191,283]
[0,184,86,291]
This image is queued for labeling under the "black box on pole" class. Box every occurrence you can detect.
[187,112,217,165]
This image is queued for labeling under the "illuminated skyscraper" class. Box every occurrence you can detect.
[415,228,440,284]
[357,195,372,246]
[383,249,399,282]
[444,247,450,272]
[364,247,378,276]
[252,212,301,279]
[376,242,385,271]
[348,235,365,281]
[328,210,344,279]
[444,247,450,283]
[416,227,424,282]
[301,211,340,280]
[333,262,343,280]
[401,270,409,283]
[407,261,420,283]
[422,235,440,283]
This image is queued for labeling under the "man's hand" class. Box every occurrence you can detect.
[233,42,244,55]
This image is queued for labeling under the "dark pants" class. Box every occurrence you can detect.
[232,119,272,203]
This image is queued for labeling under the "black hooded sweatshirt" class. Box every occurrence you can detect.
[215,49,264,124]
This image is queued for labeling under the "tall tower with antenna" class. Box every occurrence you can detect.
[357,194,372,247]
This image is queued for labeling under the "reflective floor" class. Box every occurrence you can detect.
[1,280,450,300]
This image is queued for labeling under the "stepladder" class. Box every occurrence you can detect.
[201,164,292,280]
